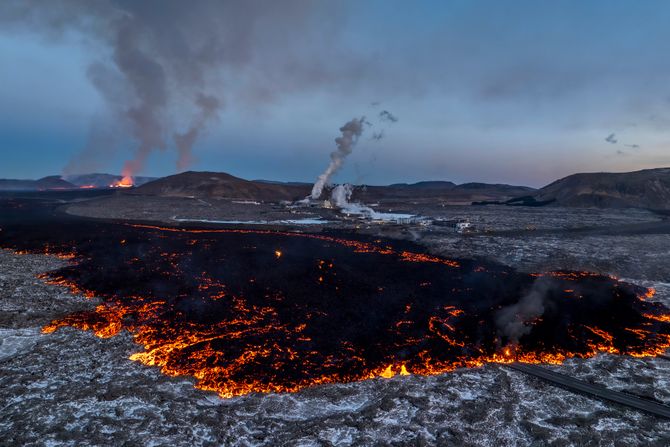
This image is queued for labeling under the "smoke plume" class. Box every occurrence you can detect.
[495,277,556,345]
[371,130,384,141]
[0,0,355,177]
[379,110,398,123]
[311,117,365,199]
[174,94,222,171]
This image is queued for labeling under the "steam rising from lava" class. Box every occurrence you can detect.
[311,117,365,199]
[496,276,554,345]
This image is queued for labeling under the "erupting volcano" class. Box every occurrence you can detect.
[110,175,134,188]
[1,199,669,398]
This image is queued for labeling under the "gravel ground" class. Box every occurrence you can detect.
[425,231,670,281]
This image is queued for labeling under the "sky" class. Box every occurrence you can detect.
[1,0,669,188]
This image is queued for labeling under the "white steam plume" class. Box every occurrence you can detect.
[330,183,376,216]
[311,117,365,199]
[331,183,354,207]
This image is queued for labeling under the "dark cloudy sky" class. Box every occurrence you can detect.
[1,0,669,187]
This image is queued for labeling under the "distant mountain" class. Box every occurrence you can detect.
[253,179,312,187]
[388,181,456,189]
[131,171,311,201]
[528,167,670,210]
[65,173,157,188]
[455,182,535,193]
[8,168,668,210]
[0,176,75,191]
[356,181,534,203]
[127,171,536,204]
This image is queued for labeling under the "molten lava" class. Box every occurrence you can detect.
[110,175,134,188]
[1,199,670,399]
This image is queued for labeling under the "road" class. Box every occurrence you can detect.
[507,363,670,419]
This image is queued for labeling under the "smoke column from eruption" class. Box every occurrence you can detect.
[174,94,222,172]
[0,1,358,178]
[311,117,365,199]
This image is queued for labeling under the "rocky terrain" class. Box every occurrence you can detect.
[411,205,670,281]
[64,194,337,227]
[2,250,670,446]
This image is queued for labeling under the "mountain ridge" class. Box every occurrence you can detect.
[528,167,670,210]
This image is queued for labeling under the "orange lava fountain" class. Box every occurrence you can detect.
[110,175,134,188]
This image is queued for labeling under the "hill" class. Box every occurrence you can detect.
[388,181,457,189]
[529,168,670,210]
[131,171,311,201]
[0,176,75,191]
[356,181,534,204]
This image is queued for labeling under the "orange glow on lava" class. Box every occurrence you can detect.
[11,222,668,399]
[110,175,134,188]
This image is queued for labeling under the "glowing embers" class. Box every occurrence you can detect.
[399,251,460,268]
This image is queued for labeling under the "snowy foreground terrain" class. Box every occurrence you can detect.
[2,250,670,446]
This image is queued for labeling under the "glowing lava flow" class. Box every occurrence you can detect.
[1,202,669,399]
